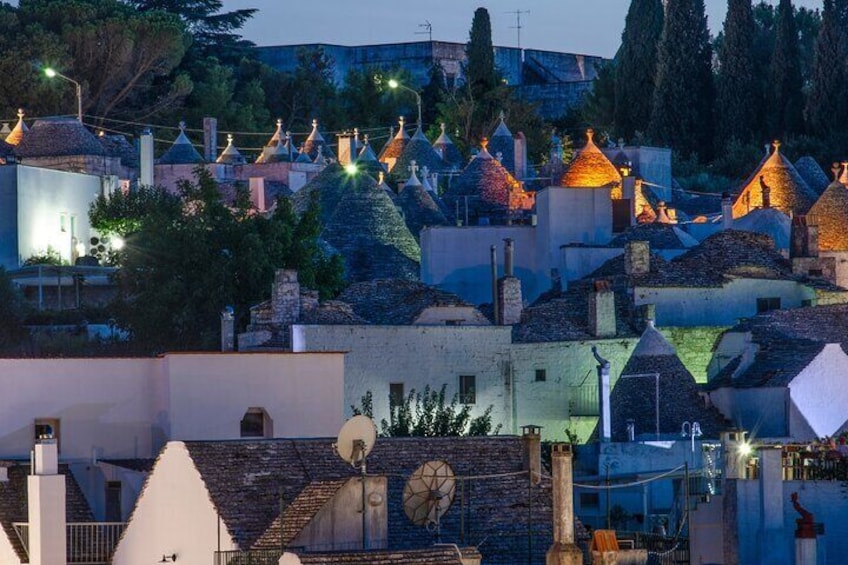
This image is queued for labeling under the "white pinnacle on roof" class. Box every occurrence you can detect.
[175,121,191,144]
[405,160,422,187]
[631,320,676,358]
[357,135,378,161]
[411,126,429,142]
[6,108,28,146]
[395,116,409,140]
[217,133,244,164]
[492,110,512,137]
[421,165,433,191]
[306,118,325,143]
[434,123,453,146]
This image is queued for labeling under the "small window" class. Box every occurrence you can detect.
[535,369,547,382]
[580,492,600,509]
[459,375,476,404]
[389,383,405,407]
[756,297,781,313]
[105,481,122,522]
[240,407,273,438]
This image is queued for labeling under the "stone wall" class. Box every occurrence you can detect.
[660,326,729,383]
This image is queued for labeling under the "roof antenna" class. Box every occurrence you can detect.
[416,20,433,42]
[506,9,530,54]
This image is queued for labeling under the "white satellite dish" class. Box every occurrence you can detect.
[278,552,302,565]
[403,460,456,536]
[334,415,377,466]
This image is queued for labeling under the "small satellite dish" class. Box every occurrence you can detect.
[278,552,302,565]
[334,415,377,466]
[403,460,456,535]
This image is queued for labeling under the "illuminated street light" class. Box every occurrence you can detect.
[345,163,358,175]
[387,79,422,128]
[44,67,82,123]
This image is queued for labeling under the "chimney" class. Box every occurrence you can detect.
[588,280,616,338]
[504,238,514,276]
[498,239,523,325]
[203,117,218,162]
[760,176,771,209]
[271,270,301,325]
[221,306,234,352]
[721,192,733,230]
[249,177,266,212]
[28,441,66,565]
[514,132,527,179]
[337,131,357,166]
[139,128,154,187]
[790,215,818,258]
[592,346,611,443]
[521,425,542,485]
[490,245,500,325]
[624,241,650,276]
[545,444,582,563]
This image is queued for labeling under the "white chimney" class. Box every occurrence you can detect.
[722,192,733,230]
[249,177,266,212]
[28,441,66,565]
[139,128,154,187]
[546,444,582,562]
[337,131,357,166]
[221,306,234,352]
[203,117,218,162]
[592,346,611,442]
[514,132,527,180]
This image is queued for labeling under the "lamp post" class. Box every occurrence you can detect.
[388,79,422,128]
[44,67,82,123]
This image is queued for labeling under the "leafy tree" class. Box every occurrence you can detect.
[805,0,848,138]
[90,169,345,351]
[581,61,617,134]
[352,386,501,437]
[0,267,28,349]
[648,0,714,160]
[420,62,447,128]
[716,0,758,145]
[275,47,341,132]
[614,0,664,141]
[767,0,805,138]
[466,7,498,101]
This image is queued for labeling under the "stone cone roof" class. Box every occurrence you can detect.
[733,207,791,250]
[488,111,515,174]
[354,138,386,177]
[609,323,728,441]
[295,143,312,163]
[322,173,420,282]
[397,169,447,240]
[158,122,204,165]
[216,134,245,164]
[98,133,138,168]
[15,117,104,158]
[379,117,409,162]
[807,177,848,251]
[559,128,622,188]
[291,162,351,221]
[302,119,335,160]
[732,141,817,218]
[256,120,289,163]
[795,156,830,195]
[608,223,698,249]
[433,123,464,168]
[390,127,445,177]
[5,109,28,146]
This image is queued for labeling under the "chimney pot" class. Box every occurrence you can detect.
[588,280,616,338]
[624,241,650,275]
[521,425,542,485]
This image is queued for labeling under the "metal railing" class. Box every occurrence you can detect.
[13,522,126,564]
[214,549,282,565]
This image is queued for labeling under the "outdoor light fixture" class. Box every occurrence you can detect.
[159,554,177,563]
[387,79,422,128]
[738,441,753,457]
[111,236,125,251]
[345,163,358,175]
[44,67,82,123]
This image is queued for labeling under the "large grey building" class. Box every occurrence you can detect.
[256,41,606,119]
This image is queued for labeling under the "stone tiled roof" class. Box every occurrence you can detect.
[5,109,28,146]
[302,119,335,160]
[488,113,515,174]
[336,279,470,325]
[559,129,621,188]
[98,133,139,168]
[355,139,386,176]
[158,124,204,165]
[390,128,445,177]
[256,120,287,164]
[397,178,448,239]
[300,300,369,325]
[297,547,472,564]
[183,436,584,564]
[0,463,95,562]
[794,156,830,195]
[708,339,824,390]
[253,479,348,548]
[216,134,246,164]
[732,208,791,250]
[100,458,155,472]
[807,180,848,251]
[321,174,421,282]
[732,142,817,217]
[379,119,409,162]
[15,118,105,158]
[639,230,795,288]
[433,123,464,168]
[608,223,698,250]
[291,162,352,220]
[610,324,729,441]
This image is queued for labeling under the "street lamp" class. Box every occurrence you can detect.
[387,79,422,128]
[44,67,82,123]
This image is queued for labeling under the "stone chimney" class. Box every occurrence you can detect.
[624,241,650,276]
[498,239,523,325]
[790,215,818,259]
[337,131,357,166]
[139,128,154,187]
[592,346,611,443]
[588,280,616,338]
[28,441,66,565]
[545,443,583,565]
[203,117,218,162]
[721,192,733,230]
[521,425,542,485]
[514,131,527,180]
[271,270,301,325]
[220,306,234,352]
[249,177,266,212]
[491,245,500,325]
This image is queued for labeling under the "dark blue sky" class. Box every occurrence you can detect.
[224,0,821,59]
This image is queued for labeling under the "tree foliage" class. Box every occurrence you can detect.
[614,0,664,141]
[466,7,498,101]
[767,0,805,139]
[806,0,848,138]
[352,386,502,437]
[0,267,28,349]
[716,0,758,145]
[90,169,345,352]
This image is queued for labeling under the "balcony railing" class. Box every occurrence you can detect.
[12,522,126,564]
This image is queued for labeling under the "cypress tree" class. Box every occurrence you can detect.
[806,0,848,137]
[614,0,664,141]
[648,0,715,160]
[716,0,758,145]
[466,7,498,100]
[767,0,805,138]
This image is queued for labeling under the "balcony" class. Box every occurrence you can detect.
[12,522,126,564]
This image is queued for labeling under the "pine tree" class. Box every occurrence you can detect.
[806,0,848,137]
[466,7,498,100]
[767,0,805,138]
[648,0,715,160]
[716,0,758,145]
[614,0,664,141]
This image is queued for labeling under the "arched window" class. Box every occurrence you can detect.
[240,407,273,438]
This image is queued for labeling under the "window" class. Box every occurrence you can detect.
[459,375,476,404]
[756,297,781,313]
[34,418,60,451]
[105,481,122,522]
[240,407,273,438]
[535,369,547,382]
[389,383,405,407]
[580,492,600,509]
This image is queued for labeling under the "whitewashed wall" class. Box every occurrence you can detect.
[788,344,848,438]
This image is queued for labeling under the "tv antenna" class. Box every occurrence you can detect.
[334,415,378,549]
[403,460,456,542]
[506,9,530,50]
[416,20,433,42]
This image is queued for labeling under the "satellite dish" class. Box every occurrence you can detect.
[403,460,456,536]
[278,552,302,565]
[334,415,377,466]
